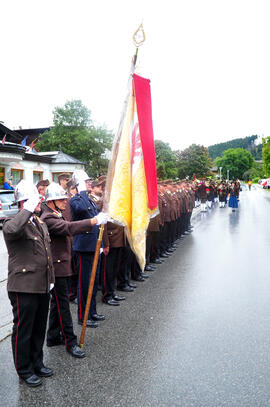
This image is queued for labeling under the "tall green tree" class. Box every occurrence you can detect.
[214,148,254,180]
[154,140,178,179]
[262,136,270,177]
[176,144,212,179]
[36,100,113,177]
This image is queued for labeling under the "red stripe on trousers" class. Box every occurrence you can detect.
[102,255,107,301]
[53,286,69,349]
[78,253,82,321]
[15,294,20,371]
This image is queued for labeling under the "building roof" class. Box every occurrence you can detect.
[0,123,22,143]
[14,127,50,145]
[37,150,85,165]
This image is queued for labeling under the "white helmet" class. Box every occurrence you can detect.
[45,182,68,201]
[72,169,91,193]
[14,180,40,203]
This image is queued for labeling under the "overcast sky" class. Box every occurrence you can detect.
[1,0,269,150]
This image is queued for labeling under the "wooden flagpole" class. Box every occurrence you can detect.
[79,224,104,348]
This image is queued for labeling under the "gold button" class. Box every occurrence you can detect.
[28,221,31,224]
[88,207,91,210]
[57,260,61,263]
[22,268,26,272]
[48,256,50,260]
[46,247,48,251]
[34,237,38,240]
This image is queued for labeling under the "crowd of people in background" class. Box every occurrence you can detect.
[196,179,241,212]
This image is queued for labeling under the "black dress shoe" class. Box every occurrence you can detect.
[167,248,175,253]
[145,265,156,271]
[117,285,134,292]
[21,374,42,387]
[78,319,98,328]
[104,298,120,306]
[164,251,172,256]
[34,366,54,377]
[160,253,169,258]
[67,344,86,358]
[128,282,137,288]
[113,294,125,301]
[47,336,65,347]
[141,272,149,278]
[133,275,145,282]
[91,313,105,321]
[151,259,163,264]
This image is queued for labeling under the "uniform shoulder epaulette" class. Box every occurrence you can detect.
[52,211,62,217]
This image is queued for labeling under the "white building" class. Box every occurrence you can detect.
[0,124,85,187]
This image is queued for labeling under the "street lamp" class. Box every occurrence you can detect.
[219,166,222,180]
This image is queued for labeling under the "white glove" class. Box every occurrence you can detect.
[95,212,109,225]
[23,195,41,213]
[77,181,86,193]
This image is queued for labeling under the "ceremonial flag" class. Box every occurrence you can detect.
[104,73,158,270]
[26,138,37,152]
[21,136,28,147]
[1,134,6,145]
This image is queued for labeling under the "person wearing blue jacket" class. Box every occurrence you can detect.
[70,170,108,328]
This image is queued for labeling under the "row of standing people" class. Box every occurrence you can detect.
[3,172,196,388]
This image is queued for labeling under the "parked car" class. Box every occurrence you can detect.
[0,190,19,226]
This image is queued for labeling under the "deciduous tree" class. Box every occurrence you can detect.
[214,148,254,180]
[176,144,212,179]
[36,100,113,177]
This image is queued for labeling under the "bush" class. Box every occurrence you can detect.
[252,177,260,183]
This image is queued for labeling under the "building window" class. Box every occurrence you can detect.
[11,169,23,186]
[33,171,43,185]
[0,167,5,188]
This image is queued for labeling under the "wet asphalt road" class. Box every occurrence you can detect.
[1,187,270,407]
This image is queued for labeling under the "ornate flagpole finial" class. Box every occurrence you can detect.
[133,23,146,48]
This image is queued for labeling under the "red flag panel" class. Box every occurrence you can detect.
[133,74,158,210]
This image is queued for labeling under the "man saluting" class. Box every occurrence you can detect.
[3,180,54,387]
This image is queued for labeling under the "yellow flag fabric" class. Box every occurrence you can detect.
[107,87,149,270]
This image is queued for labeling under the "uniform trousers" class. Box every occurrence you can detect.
[180,214,187,235]
[117,245,134,287]
[160,223,169,254]
[8,292,49,379]
[75,251,100,322]
[47,277,77,349]
[101,247,121,301]
[145,232,152,266]
[150,231,161,260]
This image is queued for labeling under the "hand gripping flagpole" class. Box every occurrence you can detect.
[80,24,146,348]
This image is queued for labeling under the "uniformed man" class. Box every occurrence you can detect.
[41,182,107,357]
[58,173,71,191]
[3,180,54,387]
[69,170,106,328]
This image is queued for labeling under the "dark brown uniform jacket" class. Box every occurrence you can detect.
[41,208,94,277]
[3,209,54,294]
[103,222,126,248]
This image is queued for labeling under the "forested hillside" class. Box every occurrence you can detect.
[208,135,262,160]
